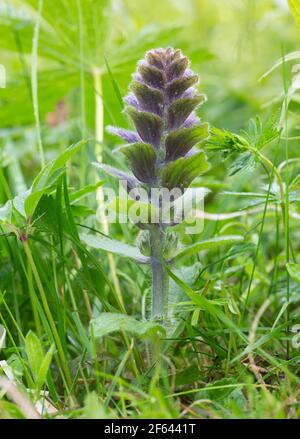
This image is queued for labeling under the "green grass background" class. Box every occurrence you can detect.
[0,0,300,419]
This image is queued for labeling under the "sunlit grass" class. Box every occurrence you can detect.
[0,0,300,420]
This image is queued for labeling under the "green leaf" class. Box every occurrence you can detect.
[165,123,209,161]
[37,345,55,391]
[25,331,44,379]
[244,112,280,150]
[125,106,163,147]
[130,80,164,115]
[286,262,300,284]
[166,75,198,101]
[80,233,151,264]
[37,140,90,188]
[161,151,209,190]
[171,235,244,263]
[24,139,89,217]
[91,313,166,339]
[33,195,59,234]
[138,63,164,88]
[120,142,157,183]
[167,95,206,129]
[229,152,256,176]
[25,331,54,391]
[206,127,250,153]
[69,181,105,203]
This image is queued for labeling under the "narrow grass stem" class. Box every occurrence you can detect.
[23,240,73,390]
[252,145,292,359]
[27,260,42,338]
[282,57,290,360]
[241,170,272,318]
[254,150,285,205]
[255,148,295,261]
[76,0,87,188]
[92,67,124,309]
[31,0,45,168]
[0,168,12,199]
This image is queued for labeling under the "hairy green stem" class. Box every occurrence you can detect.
[150,226,169,321]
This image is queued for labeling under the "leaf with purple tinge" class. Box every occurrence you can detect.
[146,51,165,70]
[161,151,209,190]
[165,123,209,161]
[125,106,163,147]
[130,81,164,115]
[137,62,165,89]
[168,95,206,129]
[120,142,157,183]
[166,56,189,81]
[166,75,198,102]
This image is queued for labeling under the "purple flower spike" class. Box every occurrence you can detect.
[101,48,212,322]
[105,47,210,189]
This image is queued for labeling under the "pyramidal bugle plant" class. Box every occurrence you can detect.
[99,48,210,321]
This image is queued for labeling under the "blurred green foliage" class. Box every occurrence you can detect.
[1,0,300,420]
